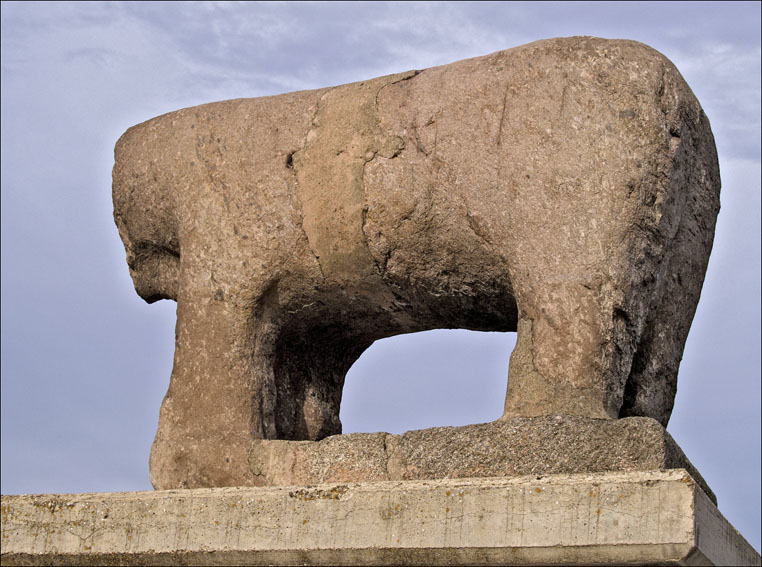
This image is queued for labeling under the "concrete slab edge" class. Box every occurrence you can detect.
[2,470,759,566]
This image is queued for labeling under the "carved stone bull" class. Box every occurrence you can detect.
[113,37,720,489]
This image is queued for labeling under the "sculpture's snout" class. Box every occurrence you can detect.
[113,126,182,303]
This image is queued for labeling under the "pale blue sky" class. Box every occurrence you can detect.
[2,1,760,551]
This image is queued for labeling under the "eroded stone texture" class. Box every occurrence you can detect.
[248,416,716,504]
[112,37,720,489]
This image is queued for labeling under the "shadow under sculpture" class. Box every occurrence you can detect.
[113,37,720,491]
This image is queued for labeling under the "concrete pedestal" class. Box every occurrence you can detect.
[1,469,759,566]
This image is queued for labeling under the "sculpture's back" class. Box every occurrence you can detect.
[113,37,720,490]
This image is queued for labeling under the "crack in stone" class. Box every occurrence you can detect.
[359,71,421,285]
[291,90,331,285]
[497,84,510,147]
[373,69,421,108]
[414,124,430,156]
[383,432,400,480]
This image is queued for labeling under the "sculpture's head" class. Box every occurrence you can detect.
[113,124,181,303]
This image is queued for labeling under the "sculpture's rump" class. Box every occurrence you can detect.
[112,37,720,489]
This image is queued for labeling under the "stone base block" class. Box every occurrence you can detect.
[2,470,759,566]
[248,416,715,502]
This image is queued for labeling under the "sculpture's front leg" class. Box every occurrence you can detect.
[149,274,373,489]
[149,281,270,489]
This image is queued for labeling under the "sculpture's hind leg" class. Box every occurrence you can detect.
[494,167,640,421]
[619,128,720,426]
[619,289,685,427]
[501,277,629,421]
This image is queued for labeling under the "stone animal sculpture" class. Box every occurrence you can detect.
[113,37,720,489]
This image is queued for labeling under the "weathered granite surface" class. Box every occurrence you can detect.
[112,36,721,489]
[248,416,716,503]
[3,471,759,566]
